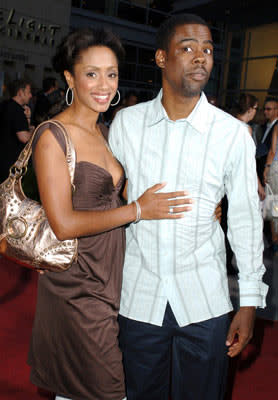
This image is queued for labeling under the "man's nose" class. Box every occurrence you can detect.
[193,49,205,64]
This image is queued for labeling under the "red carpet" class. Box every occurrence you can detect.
[0,256,277,399]
[0,258,54,399]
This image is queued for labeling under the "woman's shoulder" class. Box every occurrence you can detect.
[32,120,67,155]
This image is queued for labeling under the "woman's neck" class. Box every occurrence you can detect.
[64,102,100,130]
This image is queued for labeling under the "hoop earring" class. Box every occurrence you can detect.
[65,87,74,106]
[111,90,120,106]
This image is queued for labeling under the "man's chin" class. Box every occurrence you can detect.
[181,81,208,98]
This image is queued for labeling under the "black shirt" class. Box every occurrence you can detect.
[34,92,51,125]
[0,99,29,183]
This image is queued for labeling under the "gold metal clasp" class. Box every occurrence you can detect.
[6,217,28,239]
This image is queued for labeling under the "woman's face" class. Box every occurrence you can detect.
[247,103,258,123]
[66,45,119,113]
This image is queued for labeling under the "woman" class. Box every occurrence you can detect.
[264,121,278,253]
[28,28,193,400]
[231,93,265,200]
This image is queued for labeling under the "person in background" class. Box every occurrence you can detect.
[264,119,278,254]
[110,90,139,122]
[207,94,218,106]
[47,87,67,118]
[256,97,278,248]
[231,93,265,200]
[0,79,33,183]
[28,27,192,400]
[256,97,278,184]
[109,14,268,400]
[34,77,59,125]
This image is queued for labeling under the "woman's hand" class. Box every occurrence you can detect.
[263,167,269,185]
[258,182,266,201]
[137,183,193,220]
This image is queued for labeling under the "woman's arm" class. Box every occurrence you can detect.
[264,124,278,183]
[34,130,192,240]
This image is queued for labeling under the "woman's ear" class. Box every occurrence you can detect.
[64,70,74,89]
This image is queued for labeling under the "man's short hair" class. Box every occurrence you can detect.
[8,79,31,97]
[264,96,278,104]
[156,13,210,51]
[42,77,57,92]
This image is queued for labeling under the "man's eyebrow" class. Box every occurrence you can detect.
[178,38,214,46]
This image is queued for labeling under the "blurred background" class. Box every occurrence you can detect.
[1,0,278,109]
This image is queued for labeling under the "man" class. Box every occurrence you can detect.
[109,14,267,400]
[34,76,58,125]
[256,97,278,183]
[0,79,33,183]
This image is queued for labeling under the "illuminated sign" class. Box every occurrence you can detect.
[0,8,61,47]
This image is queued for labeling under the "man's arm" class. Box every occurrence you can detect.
[224,125,268,357]
[14,105,34,143]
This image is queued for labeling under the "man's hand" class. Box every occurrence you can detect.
[23,104,31,119]
[214,201,222,222]
[226,306,256,357]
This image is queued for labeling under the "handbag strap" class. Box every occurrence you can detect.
[11,120,76,185]
[265,183,274,196]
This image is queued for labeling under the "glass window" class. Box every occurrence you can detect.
[149,0,173,13]
[82,0,105,13]
[129,0,149,6]
[118,1,147,24]
[231,32,244,50]
[147,9,167,27]
[136,65,156,83]
[211,28,222,46]
[71,0,81,7]
[121,63,137,81]
[138,48,155,65]
[124,44,138,63]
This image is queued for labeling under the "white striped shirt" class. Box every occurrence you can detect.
[109,91,268,327]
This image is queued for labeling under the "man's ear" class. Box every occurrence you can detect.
[17,88,24,99]
[155,49,166,69]
[64,70,74,89]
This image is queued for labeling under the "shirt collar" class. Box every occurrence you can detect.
[148,89,210,135]
[267,118,278,128]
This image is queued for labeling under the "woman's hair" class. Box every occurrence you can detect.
[52,27,125,77]
[156,14,210,51]
[231,93,258,116]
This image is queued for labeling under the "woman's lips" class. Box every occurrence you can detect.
[91,94,110,104]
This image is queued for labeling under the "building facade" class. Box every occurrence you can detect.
[0,0,71,96]
[71,0,225,102]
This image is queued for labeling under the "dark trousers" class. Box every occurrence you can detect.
[119,303,229,400]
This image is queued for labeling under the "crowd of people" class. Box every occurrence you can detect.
[229,94,278,254]
[0,12,276,400]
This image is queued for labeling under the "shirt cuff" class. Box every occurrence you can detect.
[239,280,268,308]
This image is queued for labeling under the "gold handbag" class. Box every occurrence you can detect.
[0,120,78,272]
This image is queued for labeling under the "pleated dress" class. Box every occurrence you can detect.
[28,122,126,400]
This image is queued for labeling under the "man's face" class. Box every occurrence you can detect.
[20,84,32,105]
[157,23,213,98]
[263,101,278,122]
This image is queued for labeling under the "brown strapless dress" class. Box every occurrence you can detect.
[28,122,126,400]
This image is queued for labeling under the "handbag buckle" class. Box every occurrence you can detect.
[6,217,28,239]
